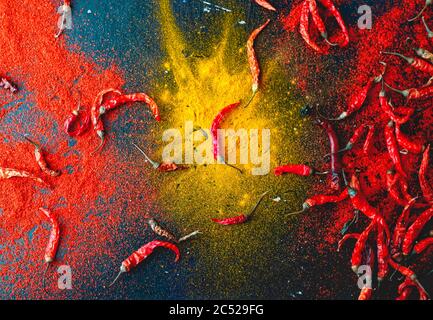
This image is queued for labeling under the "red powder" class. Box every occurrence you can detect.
[0,1,157,298]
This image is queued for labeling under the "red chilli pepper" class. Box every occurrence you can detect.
[39,208,60,264]
[299,1,327,54]
[389,260,430,299]
[247,20,270,96]
[419,145,433,203]
[102,93,161,122]
[0,167,46,185]
[391,197,417,259]
[309,0,336,46]
[316,119,341,190]
[212,191,269,225]
[398,277,429,300]
[413,237,433,255]
[274,164,327,177]
[286,188,348,216]
[385,121,407,179]
[358,246,374,300]
[377,225,390,282]
[351,220,375,273]
[108,240,180,287]
[25,138,61,177]
[211,102,241,162]
[402,207,433,255]
[385,82,433,101]
[386,169,408,207]
[379,84,413,125]
[64,106,90,137]
[337,233,359,252]
[363,125,375,155]
[318,0,349,47]
[383,51,433,75]
[395,123,424,154]
[254,0,277,12]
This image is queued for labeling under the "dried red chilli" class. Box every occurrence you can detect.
[299,0,327,54]
[309,0,336,46]
[363,125,375,155]
[64,106,90,137]
[107,240,180,288]
[389,259,430,299]
[386,169,409,207]
[422,16,433,39]
[211,102,241,163]
[327,124,369,156]
[25,137,61,177]
[39,208,60,264]
[247,19,270,100]
[377,225,389,282]
[316,118,341,190]
[385,121,407,179]
[419,145,433,203]
[101,93,161,121]
[350,220,375,273]
[0,167,46,185]
[395,123,424,154]
[402,207,433,256]
[318,0,349,47]
[337,233,359,252]
[274,164,327,177]
[212,191,269,225]
[391,197,417,260]
[254,0,277,12]
[396,287,413,300]
[413,237,433,254]
[0,77,18,93]
[383,51,433,74]
[411,42,433,64]
[398,277,429,300]
[132,143,185,173]
[348,176,390,240]
[379,83,413,125]
[285,188,348,216]
[385,82,433,101]
[408,0,432,22]
[146,217,200,243]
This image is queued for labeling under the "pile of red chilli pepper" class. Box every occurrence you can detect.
[1,0,433,299]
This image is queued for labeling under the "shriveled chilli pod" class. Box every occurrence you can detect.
[413,237,433,254]
[0,77,18,93]
[410,40,433,64]
[274,164,328,177]
[133,143,185,173]
[285,188,348,216]
[247,19,270,103]
[212,191,269,225]
[253,0,277,12]
[348,176,391,240]
[402,207,433,256]
[379,81,414,125]
[64,106,90,137]
[55,0,72,38]
[25,137,61,177]
[0,167,46,185]
[398,277,429,300]
[210,102,242,173]
[386,169,410,207]
[385,81,433,101]
[358,246,375,300]
[309,0,337,46]
[350,220,376,273]
[382,51,433,75]
[363,125,375,154]
[318,0,349,47]
[299,0,327,54]
[389,259,430,299]
[385,121,407,179]
[146,217,200,243]
[419,145,433,203]
[107,240,180,288]
[377,225,390,282]
[325,124,370,156]
[395,124,424,154]
[316,118,341,190]
[39,208,60,291]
